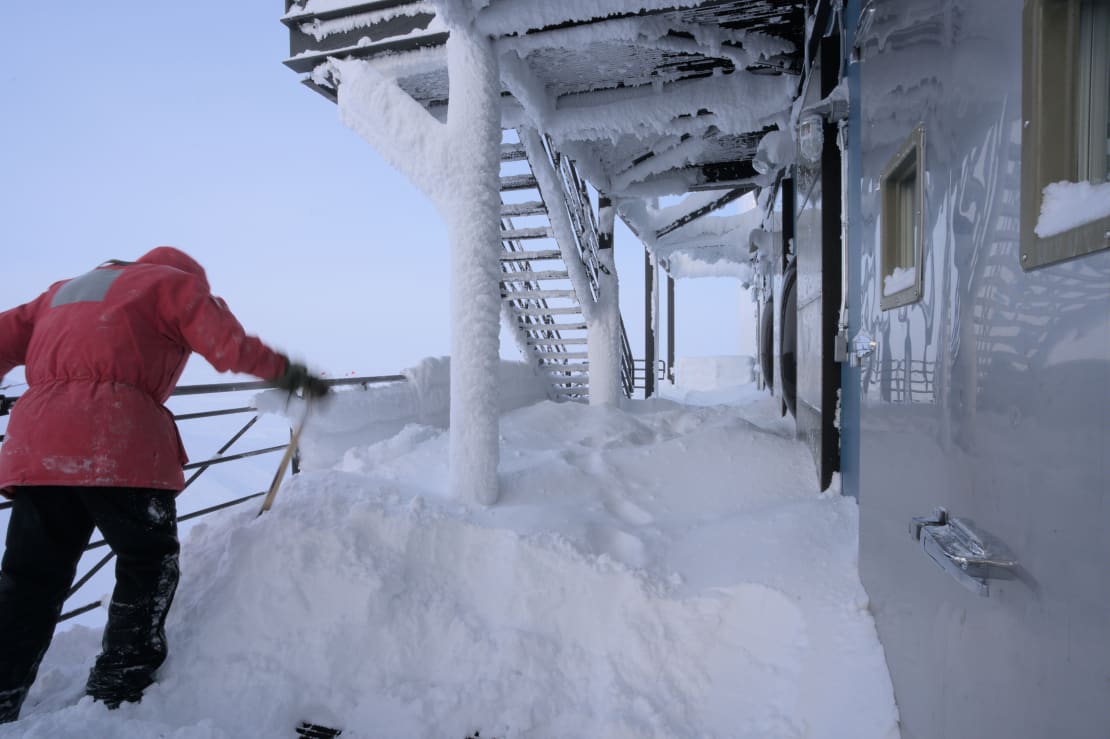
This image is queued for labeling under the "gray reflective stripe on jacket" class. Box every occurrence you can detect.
[50,269,122,308]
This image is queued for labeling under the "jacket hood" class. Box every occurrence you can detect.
[136,247,210,292]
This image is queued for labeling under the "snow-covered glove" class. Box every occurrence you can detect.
[274,360,331,399]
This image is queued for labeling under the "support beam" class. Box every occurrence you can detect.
[589,195,621,406]
[333,29,501,504]
[644,246,657,398]
[655,186,751,238]
[444,27,503,504]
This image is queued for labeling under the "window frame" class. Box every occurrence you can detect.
[879,124,925,311]
[1020,0,1110,270]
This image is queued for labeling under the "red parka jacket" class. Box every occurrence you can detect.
[0,247,288,493]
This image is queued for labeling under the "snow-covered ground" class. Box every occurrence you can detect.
[3,364,900,739]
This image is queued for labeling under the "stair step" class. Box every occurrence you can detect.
[521,321,588,330]
[500,249,561,262]
[526,337,588,345]
[503,289,577,301]
[545,371,590,380]
[535,351,589,360]
[500,174,538,191]
[501,270,570,282]
[501,226,553,241]
[512,306,586,315]
[500,143,528,161]
[539,357,590,366]
[501,201,547,217]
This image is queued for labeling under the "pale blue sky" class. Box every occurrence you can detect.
[1,0,746,386]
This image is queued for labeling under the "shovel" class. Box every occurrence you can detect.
[257,398,312,516]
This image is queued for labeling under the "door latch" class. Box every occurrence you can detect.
[909,508,1018,597]
[848,330,876,367]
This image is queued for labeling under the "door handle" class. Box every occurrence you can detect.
[909,508,1018,597]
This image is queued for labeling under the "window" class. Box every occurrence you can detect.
[880,125,925,310]
[1021,0,1110,270]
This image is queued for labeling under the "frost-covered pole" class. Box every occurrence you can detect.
[333,4,503,504]
[443,24,503,504]
[590,195,621,406]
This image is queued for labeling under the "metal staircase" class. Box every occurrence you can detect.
[498,131,593,401]
[281,2,657,401]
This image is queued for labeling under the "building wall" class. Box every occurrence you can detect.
[854,2,1110,737]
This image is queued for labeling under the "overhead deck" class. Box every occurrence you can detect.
[282,0,806,200]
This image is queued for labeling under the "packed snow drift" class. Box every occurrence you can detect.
[3,363,900,739]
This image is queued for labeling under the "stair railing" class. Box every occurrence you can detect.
[0,374,405,624]
[539,134,604,301]
[535,134,636,396]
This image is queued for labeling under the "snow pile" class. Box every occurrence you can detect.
[253,358,548,471]
[5,382,900,739]
[1034,180,1110,238]
[670,355,754,393]
[882,266,915,296]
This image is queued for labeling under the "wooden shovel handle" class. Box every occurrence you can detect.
[258,404,310,516]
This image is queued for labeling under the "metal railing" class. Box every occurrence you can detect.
[538,134,636,396]
[0,374,405,623]
[546,134,605,302]
[619,318,637,396]
[632,358,668,392]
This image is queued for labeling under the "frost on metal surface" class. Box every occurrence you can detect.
[621,191,767,280]
[282,0,807,497]
[329,17,505,504]
[284,0,805,201]
[284,0,805,282]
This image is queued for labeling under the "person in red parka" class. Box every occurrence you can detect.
[0,247,328,722]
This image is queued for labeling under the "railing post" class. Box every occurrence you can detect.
[667,274,675,384]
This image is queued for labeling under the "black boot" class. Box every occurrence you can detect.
[82,489,180,708]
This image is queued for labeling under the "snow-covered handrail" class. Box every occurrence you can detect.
[521,133,638,399]
[548,137,605,302]
[527,134,638,398]
[0,375,409,620]
[619,316,636,396]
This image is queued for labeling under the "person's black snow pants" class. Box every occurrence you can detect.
[0,486,179,723]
